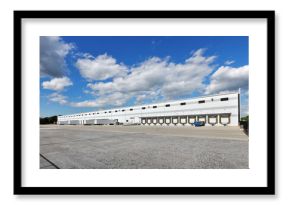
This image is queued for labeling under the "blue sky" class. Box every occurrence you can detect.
[40,36,249,117]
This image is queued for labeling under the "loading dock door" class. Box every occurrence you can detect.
[189,117,195,123]
[85,119,95,125]
[208,115,217,125]
[165,118,171,124]
[172,117,178,124]
[198,116,206,122]
[220,115,230,125]
[70,120,81,125]
[180,117,187,124]
[59,121,69,125]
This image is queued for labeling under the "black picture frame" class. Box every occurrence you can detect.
[14,10,275,195]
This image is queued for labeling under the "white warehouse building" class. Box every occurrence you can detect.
[57,92,240,126]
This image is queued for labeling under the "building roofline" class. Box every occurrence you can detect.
[58,92,239,117]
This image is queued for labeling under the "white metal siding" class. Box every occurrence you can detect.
[57,92,240,126]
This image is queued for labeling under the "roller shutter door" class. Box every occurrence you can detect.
[70,120,80,125]
[220,115,230,125]
[85,119,95,125]
[59,121,68,125]
[198,116,206,122]
[172,117,178,124]
[188,117,196,123]
[208,115,217,125]
[165,118,171,124]
[180,117,187,124]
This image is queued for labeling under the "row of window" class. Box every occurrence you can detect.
[60,97,229,118]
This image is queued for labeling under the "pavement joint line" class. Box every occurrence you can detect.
[40,154,60,169]
[40,125,248,169]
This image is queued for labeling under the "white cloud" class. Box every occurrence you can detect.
[42,77,73,91]
[50,49,249,111]
[70,48,218,108]
[47,49,248,112]
[75,54,128,81]
[205,65,249,94]
[40,36,74,77]
[48,93,68,105]
[70,92,132,108]
[70,100,98,108]
[84,49,216,107]
[224,60,235,65]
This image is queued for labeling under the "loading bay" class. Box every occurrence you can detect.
[40,125,248,169]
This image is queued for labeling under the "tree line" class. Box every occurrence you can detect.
[40,116,58,124]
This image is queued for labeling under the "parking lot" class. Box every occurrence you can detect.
[40,125,248,169]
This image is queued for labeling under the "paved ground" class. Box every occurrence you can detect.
[40,125,248,169]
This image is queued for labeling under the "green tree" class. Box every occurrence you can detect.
[40,116,58,124]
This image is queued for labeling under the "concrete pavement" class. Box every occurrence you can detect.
[40,125,248,169]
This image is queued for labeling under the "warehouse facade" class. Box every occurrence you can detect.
[57,92,240,126]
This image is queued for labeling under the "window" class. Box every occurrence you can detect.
[130,108,133,111]
[115,110,118,112]
[142,107,146,110]
[180,102,186,105]
[97,113,99,114]
[105,112,107,113]
[122,109,125,112]
[153,106,157,108]
[109,111,111,113]
[220,97,229,101]
[198,100,205,104]
[165,104,170,107]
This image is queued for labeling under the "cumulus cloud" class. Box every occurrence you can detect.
[42,77,73,91]
[75,54,128,81]
[70,92,132,108]
[49,49,216,108]
[205,65,249,94]
[49,49,248,112]
[70,100,98,108]
[40,36,74,77]
[84,49,216,107]
[48,91,132,108]
[48,93,68,105]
